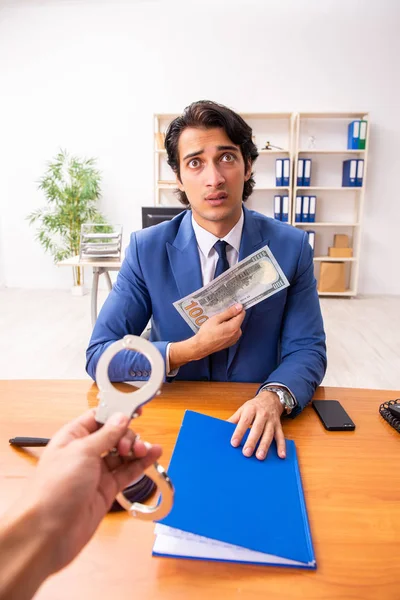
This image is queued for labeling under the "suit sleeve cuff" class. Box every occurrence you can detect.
[258,382,298,407]
[166,343,179,378]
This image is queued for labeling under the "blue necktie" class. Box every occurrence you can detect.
[213,240,230,279]
[210,240,230,380]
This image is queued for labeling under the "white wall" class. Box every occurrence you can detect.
[0,0,399,293]
[0,215,4,288]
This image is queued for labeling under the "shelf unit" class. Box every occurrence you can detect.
[154,112,296,217]
[292,111,369,296]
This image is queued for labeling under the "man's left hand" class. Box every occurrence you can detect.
[227,391,286,460]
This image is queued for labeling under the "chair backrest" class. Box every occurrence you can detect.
[141,207,186,229]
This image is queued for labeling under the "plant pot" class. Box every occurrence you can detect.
[71,285,86,296]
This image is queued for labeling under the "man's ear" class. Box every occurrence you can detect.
[244,161,252,182]
[176,174,184,191]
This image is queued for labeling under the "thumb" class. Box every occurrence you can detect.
[216,303,243,323]
[82,413,130,456]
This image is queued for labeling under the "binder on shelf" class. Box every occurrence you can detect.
[281,195,289,222]
[275,159,283,186]
[306,230,315,252]
[153,410,316,569]
[309,196,316,223]
[356,159,364,187]
[302,196,310,222]
[295,196,303,223]
[303,159,312,186]
[282,158,290,186]
[342,159,357,187]
[274,195,282,220]
[358,120,367,149]
[297,158,305,186]
[347,120,360,150]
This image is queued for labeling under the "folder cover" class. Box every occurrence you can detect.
[356,159,364,187]
[275,159,283,186]
[306,230,315,252]
[358,120,367,149]
[302,196,310,222]
[281,195,289,222]
[342,159,357,187]
[347,120,360,150]
[153,410,316,569]
[282,158,290,186]
[303,159,312,186]
[297,158,304,186]
[274,195,282,220]
[309,196,316,223]
[295,196,303,223]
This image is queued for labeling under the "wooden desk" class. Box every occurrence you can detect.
[1,381,399,599]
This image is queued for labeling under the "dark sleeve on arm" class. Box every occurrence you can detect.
[258,232,327,415]
[85,233,169,382]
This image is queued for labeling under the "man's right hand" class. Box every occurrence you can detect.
[193,303,245,359]
[169,303,245,370]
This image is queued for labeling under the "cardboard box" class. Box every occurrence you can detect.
[328,247,353,258]
[333,234,350,248]
[318,262,346,293]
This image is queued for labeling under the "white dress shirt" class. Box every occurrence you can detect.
[191,209,244,285]
[166,211,243,376]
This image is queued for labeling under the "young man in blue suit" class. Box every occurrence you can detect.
[86,100,327,461]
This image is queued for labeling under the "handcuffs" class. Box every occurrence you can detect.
[95,335,174,521]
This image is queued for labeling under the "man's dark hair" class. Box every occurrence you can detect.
[165,100,259,206]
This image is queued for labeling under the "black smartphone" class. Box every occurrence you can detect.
[312,400,355,431]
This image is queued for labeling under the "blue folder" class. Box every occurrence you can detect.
[302,196,310,222]
[356,159,364,187]
[282,158,290,186]
[309,196,316,223]
[281,195,289,222]
[295,195,303,223]
[306,230,315,252]
[274,195,282,220]
[297,158,305,186]
[347,120,360,150]
[153,410,316,569]
[303,159,312,186]
[275,159,283,186]
[342,159,357,187]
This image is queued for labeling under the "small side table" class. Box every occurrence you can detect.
[57,255,122,327]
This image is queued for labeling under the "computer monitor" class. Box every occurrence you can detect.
[141,206,187,229]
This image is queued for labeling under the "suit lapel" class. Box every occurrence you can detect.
[166,210,203,300]
[227,207,271,372]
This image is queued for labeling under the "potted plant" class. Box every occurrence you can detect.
[27,150,109,294]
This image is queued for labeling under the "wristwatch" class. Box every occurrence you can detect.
[260,386,297,415]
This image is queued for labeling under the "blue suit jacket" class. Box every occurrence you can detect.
[86,207,326,415]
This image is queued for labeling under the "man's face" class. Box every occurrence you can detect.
[177,127,251,234]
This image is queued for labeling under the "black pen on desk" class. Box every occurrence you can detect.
[9,437,50,447]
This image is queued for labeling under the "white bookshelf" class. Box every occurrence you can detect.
[154,112,296,218]
[154,113,180,207]
[292,112,369,297]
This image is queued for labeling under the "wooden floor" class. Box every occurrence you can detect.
[0,289,399,390]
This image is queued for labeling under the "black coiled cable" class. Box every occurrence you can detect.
[379,398,400,434]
